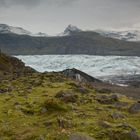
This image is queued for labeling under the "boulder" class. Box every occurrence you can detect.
[108,123,140,140]
[111,112,125,119]
[77,87,89,94]
[129,103,140,113]
[98,121,112,128]
[109,130,140,140]
[55,91,78,103]
[96,94,119,104]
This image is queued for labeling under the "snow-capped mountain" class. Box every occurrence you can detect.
[95,29,140,42]
[1,23,140,41]
[0,24,32,35]
[0,24,48,37]
[58,24,82,36]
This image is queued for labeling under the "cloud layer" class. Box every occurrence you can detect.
[0,0,77,7]
[0,0,140,34]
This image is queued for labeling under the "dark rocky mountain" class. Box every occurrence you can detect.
[62,68,101,83]
[0,28,140,55]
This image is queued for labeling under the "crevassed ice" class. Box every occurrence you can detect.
[15,55,140,78]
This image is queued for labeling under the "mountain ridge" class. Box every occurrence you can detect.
[1,23,140,41]
[1,31,140,56]
[95,29,140,42]
[0,23,140,56]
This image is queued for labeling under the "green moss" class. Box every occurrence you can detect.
[0,72,139,140]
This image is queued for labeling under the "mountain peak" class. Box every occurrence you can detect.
[0,24,49,37]
[64,24,82,34]
[0,23,31,35]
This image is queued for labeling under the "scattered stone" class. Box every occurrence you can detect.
[129,103,140,113]
[41,107,47,114]
[55,91,78,103]
[0,88,12,94]
[38,135,45,140]
[114,101,128,108]
[98,121,112,128]
[118,122,136,132]
[127,130,140,140]
[69,133,96,140]
[77,87,89,94]
[95,88,112,94]
[109,130,140,140]
[14,102,20,106]
[96,94,119,104]
[111,112,125,119]
[57,117,73,128]
[108,123,140,140]
[43,121,53,127]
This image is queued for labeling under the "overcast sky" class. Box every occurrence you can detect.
[0,0,140,35]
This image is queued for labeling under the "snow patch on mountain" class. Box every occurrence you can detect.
[0,24,31,35]
[1,23,140,41]
[95,29,140,42]
[0,24,48,37]
[58,24,82,36]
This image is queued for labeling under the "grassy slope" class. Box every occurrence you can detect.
[0,72,140,140]
[0,53,140,140]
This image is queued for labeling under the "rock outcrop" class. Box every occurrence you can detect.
[62,68,101,83]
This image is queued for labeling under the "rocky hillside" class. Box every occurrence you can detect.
[0,51,35,79]
[0,30,140,56]
[0,53,140,140]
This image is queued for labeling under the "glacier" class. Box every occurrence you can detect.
[15,55,140,79]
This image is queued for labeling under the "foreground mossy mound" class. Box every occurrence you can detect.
[0,72,140,140]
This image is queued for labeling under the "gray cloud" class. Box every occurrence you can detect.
[0,0,77,7]
[0,0,140,34]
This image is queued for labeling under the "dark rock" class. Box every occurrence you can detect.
[43,121,53,127]
[96,94,119,104]
[14,102,20,106]
[62,68,101,83]
[0,87,12,94]
[41,108,47,114]
[38,135,45,140]
[95,88,112,94]
[118,122,136,132]
[77,87,89,94]
[69,133,96,140]
[109,130,140,140]
[129,103,140,113]
[55,91,78,103]
[114,101,128,108]
[127,130,140,140]
[98,121,112,128]
[111,112,125,119]
[57,117,73,128]
[109,123,140,140]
